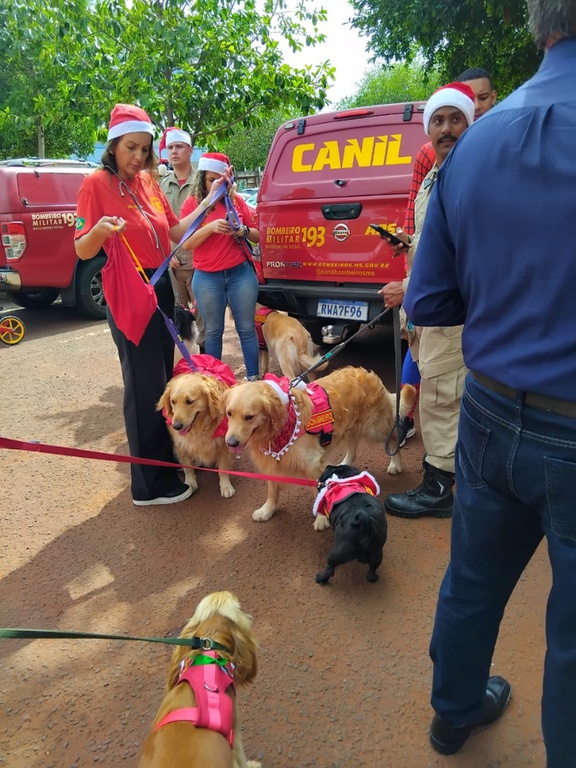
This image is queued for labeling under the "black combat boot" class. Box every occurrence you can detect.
[384,459,454,518]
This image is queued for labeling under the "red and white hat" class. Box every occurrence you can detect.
[107,104,154,141]
[197,152,230,175]
[158,127,192,157]
[423,82,475,135]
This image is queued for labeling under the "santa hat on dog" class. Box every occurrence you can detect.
[423,82,475,135]
[107,104,154,141]
[158,127,192,158]
[197,152,230,175]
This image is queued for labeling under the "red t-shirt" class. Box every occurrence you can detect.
[75,170,179,268]
[180,194,257,272]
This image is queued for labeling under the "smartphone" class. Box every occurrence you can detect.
[369,223,408,247]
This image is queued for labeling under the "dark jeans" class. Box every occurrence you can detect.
[430,372,576,768]
[107,271,180,501]
[192,260,259,378]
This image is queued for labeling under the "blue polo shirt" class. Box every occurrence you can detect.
[404,37,576,402]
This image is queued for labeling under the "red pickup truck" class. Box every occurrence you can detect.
[0,158,106,319]
[256,102,427,342]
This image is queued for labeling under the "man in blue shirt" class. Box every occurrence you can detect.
[404,1,576,764]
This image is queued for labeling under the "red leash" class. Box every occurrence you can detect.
[0,435,317,487]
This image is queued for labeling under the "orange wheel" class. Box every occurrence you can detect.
[0,315,26,345]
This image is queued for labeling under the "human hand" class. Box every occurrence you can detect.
[387,227,411,255]
[378,281,405,308]
[98,216,126,238]
[206,166,233,203]
[211,218,234,236]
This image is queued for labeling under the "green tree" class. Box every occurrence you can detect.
[0,0,334,159]
[337,61,442,110]
[348,0,542,95]
[218,108,295,171]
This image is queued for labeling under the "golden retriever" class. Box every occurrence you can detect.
[223,366,416,524]
[157,372,235,498]
[256,304,328,381]
[139,591,260,768]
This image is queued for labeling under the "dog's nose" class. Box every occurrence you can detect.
[226,436,240,448]
[173,421,184,431]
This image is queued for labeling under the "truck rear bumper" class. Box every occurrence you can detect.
[257,281,389,323]
[0,270,22,290]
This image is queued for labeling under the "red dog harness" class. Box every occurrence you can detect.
[154,651,236,746]
[313,471,380,518]
[163,354,236,439]
[254,306,274,350]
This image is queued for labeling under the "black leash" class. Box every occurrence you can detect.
[290,306,392,386]
[0,627,230,652]
[288,304,405,457]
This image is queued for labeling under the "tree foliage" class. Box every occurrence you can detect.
[348,0,542,95]
[0,0,334,159]
[337,61,442,110]
[218,108,294,172]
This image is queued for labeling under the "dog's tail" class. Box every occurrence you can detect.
[398,383,417,418]
[174,304,196,343]
[345,504,387,552]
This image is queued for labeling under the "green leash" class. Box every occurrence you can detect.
[0,627,230,652]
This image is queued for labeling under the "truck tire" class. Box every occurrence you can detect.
[75,254,107,320]
[12,289,60,310]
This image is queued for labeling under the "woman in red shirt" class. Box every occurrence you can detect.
[75,104,228,506]
[180,153,260,380]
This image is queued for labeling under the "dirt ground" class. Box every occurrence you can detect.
[0,300,549,767]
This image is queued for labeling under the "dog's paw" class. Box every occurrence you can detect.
[386,459,402,476]
[252,505,275,522]
[220,484,236,499]
[313,515,330,532]
[247,762,262,768]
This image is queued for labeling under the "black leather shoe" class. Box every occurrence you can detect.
[429,676,512,756]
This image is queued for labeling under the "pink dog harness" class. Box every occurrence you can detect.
[154,651,236,746]
[313,471,381,518]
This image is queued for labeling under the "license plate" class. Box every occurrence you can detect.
[317,299,369,321]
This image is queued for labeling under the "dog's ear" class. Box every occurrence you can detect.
[260,386,286,438]
[157,380,173,416]
[207,380,226,422]
[230,614,258,686]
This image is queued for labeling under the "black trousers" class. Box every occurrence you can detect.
[107,271,179,501]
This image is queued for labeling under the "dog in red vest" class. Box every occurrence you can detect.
[314,464,387,584]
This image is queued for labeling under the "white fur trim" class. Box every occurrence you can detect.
[423,88,475,135]
[108,120,154,140]
[263,379,289,405]
[197,157,227,174]
[165,129,191,147]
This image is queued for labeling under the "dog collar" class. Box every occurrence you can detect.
[261,375,303,460]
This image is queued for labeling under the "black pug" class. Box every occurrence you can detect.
[314,464,387,584]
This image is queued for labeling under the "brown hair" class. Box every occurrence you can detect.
[101,136,159,180]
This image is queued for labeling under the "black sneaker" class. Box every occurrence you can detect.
[133,483,193,507]
[397,415,416,448]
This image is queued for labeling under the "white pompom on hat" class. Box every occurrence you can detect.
[197,152,230,175]
[423,82,476,135]
[107,104,154,141]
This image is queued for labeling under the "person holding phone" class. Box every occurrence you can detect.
[379,83,475,520]
[180,152,261,380]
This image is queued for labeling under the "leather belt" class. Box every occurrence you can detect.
[471,371,576,419]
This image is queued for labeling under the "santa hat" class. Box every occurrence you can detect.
[158,127,192,158]
[107,104,154,141]
[197,152,230,175]
[423,82,475,135]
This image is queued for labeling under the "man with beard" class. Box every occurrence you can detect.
[379,82,475,519]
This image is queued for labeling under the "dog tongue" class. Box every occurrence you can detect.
[230,445,244,455]
[177,425,192,436]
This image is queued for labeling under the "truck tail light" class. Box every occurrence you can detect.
[1,222,27,261]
